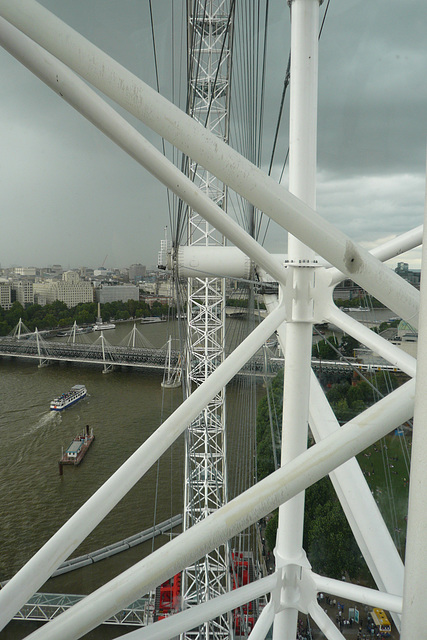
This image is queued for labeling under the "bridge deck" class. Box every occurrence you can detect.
[0,336,279,377]
[14,592,154,626]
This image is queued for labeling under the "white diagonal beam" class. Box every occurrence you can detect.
[307,601,345,640]
[313,574,402,615]
[309,373,403,632]
[245,600,275,640]
[325,303,416,377]
[328,225,423,286]
[268,294,405,619]
[113,574,277,640]
[0,0,420,327]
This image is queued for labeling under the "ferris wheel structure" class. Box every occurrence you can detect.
[0,1,425,639]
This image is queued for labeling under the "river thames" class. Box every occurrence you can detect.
[0,318,262,639]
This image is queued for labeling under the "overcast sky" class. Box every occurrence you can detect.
[0,1,426,270]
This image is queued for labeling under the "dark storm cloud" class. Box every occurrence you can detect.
[317,1,427,177]
[0,1,425,268]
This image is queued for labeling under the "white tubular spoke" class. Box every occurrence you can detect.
[245,599,275,640]
[309,373,404,628]
[328,225,423,286]
[313,574,402,615]
[307,601,345,640]
[325,304,416,377]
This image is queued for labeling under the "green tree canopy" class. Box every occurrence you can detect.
[312,337,339,360]
[264,478,364,580]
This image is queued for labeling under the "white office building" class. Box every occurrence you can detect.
[14,267,37,277]
[15,280,34,306]
[33,271,93,308]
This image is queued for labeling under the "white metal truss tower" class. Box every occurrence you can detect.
[182,2,233,638]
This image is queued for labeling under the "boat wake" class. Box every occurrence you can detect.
[24,411,62,437]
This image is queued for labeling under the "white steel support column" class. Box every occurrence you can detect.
[273,1,320,638]
[400,162,427,638]
[183,2,232,638]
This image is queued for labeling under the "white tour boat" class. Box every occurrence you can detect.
[92,302,116,331]
[92,321,116,331]
[50,384,87,411]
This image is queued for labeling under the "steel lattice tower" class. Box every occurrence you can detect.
[182,2,233,638]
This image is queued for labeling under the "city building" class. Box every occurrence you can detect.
[13,267,37,278]
[141,280,174,298]
[395,262,421,288]
[129,264,146,282]
[33,271,93,308]
[119,268,130,282]
[94,284,139,304]
[15,280,34,306]
[0,279,12,310]
[333,278,363,301]
[93,267,113,279]
[41,265,63,276]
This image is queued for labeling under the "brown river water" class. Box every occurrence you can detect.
[0,318,262,639]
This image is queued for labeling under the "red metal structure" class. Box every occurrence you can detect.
[156,573,182,621]
[231,552,255,636]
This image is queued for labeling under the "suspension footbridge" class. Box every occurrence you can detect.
[0,320,280,377]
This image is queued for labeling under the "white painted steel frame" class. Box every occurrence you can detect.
[328,224,424,286]
[0,3,423,639]
[400,168,427,638]
[183,4,232,638]
[176,229,423,281]
[273,2,320,638]
[262,283,406,622]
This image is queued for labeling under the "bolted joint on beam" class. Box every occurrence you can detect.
[271,556,316,616]
[283,264,317,323]
[288,0,324,6]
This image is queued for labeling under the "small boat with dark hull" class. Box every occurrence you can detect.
[58,425,94,474]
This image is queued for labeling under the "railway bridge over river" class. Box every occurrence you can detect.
[0,323,399,379]
[0,322,281,378]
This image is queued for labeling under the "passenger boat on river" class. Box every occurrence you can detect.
[50,384,87,411]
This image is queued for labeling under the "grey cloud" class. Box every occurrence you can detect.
[0,0,425,269]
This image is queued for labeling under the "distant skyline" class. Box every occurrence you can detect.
[0,261,154,272]
[1,1,426,269]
